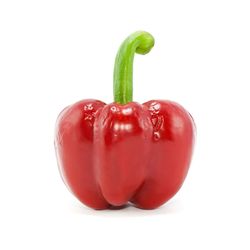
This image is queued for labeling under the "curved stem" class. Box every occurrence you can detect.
[113,31,155,104]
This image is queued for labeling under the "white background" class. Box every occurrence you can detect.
[0,0,250,249]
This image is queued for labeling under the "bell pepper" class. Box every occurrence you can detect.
[55,31,195,210]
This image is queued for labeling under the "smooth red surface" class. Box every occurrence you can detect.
[55,99,195,209]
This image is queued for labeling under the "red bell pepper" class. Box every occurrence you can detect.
[55,31,195,209]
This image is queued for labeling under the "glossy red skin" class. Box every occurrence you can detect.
[55,99,195,209]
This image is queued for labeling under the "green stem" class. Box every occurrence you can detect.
[113,31,155,104]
